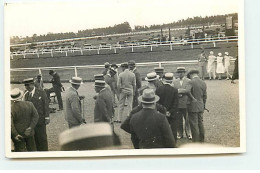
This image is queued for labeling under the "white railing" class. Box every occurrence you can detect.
[10,36,238,59]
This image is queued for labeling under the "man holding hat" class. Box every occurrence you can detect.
[11,88,39,152]
[155,73,179,140]
[186,70,207,142]
[129,60,142,108]
[173,67,192,140]
[94,80,114,123]
[23,78,50,151]
[65,77,85,128]
[117,62,136,123]
[129,89,176,148]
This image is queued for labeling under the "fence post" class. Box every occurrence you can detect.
[97,49,100,55]
[158,62,162,67]
[114,48,117,54]
[170,44,173,51]
[23,53,26,59]
[131,45,134,52]
[191,43,194,49]
[38,68,42,75]
[213,41,216,47]
[74,67,78,77]
[150,45,153,52]
[37,53,39,58]
[80,48,83,55]
[65,51,68,57]
[11,55,13,60]
[51,50,53,57]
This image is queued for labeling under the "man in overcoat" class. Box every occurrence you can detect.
[23,78,50,151]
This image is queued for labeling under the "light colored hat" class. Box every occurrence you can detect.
[69,77,83,85]
[23,78,34,85]
[59,123,115,151]
[225,52,229,55]
[218,53,222,56]
[138,89,160,104]
[145,72,159,81]
[164,73,174,82]
[176,67,186,73]
[210,51,214,55]
[11,88,24,101]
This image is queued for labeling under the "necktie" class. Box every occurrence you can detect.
[28,92,32,100]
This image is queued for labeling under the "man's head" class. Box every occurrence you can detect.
[23,78,35,92]
[176,67,186,79]
[128,60,136,70]
[104,62,110,69]
[138,89,160,109]
[187,70,199,79]
[164,73,174,83]
[120,62,128,71]
[69,77,83,90]
[94,80,106,93]
[145,72,159,83]
[49,70,55,76]
[154,67,164,79]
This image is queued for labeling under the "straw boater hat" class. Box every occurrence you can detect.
[138,89,160,104]
[59,123,117,151]
[11,88,24,101]
[210,51,214,55]
[145,72,159,81]
[176,67,186,73]
[94,80,106,88]
[164,73,174,83]
[218,53,222,56]
[154,67,164,73]
[69,77,83,85]
[225,52,229,55]
[23,78,34,85]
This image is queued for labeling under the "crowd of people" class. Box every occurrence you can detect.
[10,51,239,151]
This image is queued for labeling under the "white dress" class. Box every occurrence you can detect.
[207,55,216,73]
[216,56,225,73]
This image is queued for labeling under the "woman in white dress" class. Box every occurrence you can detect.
[224,52,232,80]
[207,51,217,80]
[216,53,225,80]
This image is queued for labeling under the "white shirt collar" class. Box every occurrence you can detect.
[30,87,36,97]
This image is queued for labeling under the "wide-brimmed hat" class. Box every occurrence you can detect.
[69,77,83,85]
[187,70,200,78]
[145,72,159,81]
[23,78,34,85]
[120,62,128,68]
[128,60,136,66]
[94,74,104,81]
[138,89,160,104]
[176,67,186,73]
[218,53,222,56]
[11,88,24,101]
[59,123,116,151]
[154,67,164,73]
[164,73,174,82]
[94,80,106,88]
[225,52,229,55]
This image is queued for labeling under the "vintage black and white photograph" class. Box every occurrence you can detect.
[5,0,245,158]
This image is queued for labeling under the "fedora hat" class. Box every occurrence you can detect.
[154,67,164,73]
[23,78,34,85]
[176,67,186,73]
[94,74,104,81]
[94,80,106,88]
[11,88,24,101]
[164,73,174,82]
[187,70,200,78]
[138,89,160,104]
[69,77,83,85]
[145,72,159,81]
[59,123,116,151]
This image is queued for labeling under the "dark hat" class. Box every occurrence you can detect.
[138,89,160,104]
[176,67,186,73]
[111,64,118,68]
[94,74,104,81]
[23,78,34,84]
[187,69,200,77]
[37,74,42,78]
[69,77,83,85]
[154,67,164,73]
[104,62,110,68]
[145,72,159,81]
[128,60,136,66]
[49,70,54,75]
[59,123,115,151]
[121,62,128,68]
[164,73,174,82]
[11,88,24,101]
[109,69,117,76]
[94,80,106,88]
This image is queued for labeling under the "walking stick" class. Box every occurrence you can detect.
[80,96,86,123]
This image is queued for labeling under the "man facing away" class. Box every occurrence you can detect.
[186,70,207,142]
[116,62,136,123]
[11,88,39,152]
[65,77,85,128]
[23,78,50,151]
[129,89,176,149]
[104,69,117,108]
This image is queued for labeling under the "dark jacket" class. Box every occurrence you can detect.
[94,88,114,122]
[173,77,192,108]
[24,88,49,126]
[132,68,142,92]
[187,77,207,113]
[129,108,176,149]
[51,72,63,92]
[155,83,179,116]
[11,101,39,138]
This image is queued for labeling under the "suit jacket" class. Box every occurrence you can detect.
[117,69,136,94]
[173,77,192,109]
[132,68,142,93]
[65,87,83,125]
[155,83,179,116]
[24,88,49,126]
[11,101,39,138]
[51,72,62,92]
[104,74,115,92]
[34,79,44,90]
[187,77,207,113]
[129,108,175,149]
[94,88,114,122]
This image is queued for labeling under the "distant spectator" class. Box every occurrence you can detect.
[216,53,225,80]
[224,52,232,80]
[197,50,207,80]
[231,56,239,84]
[102,62,111,75]
[207,51,217,80]
[34,74,44,90]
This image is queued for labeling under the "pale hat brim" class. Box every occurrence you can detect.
[69,80,83,85]
[138,95,160,104]
[11,90,24,101]
[145,75,159,81]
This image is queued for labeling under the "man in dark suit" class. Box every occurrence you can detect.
[94,80,114,123]
[46,70,63,111]
[129,60,142,108]
[104,69,117,108]
[11,88,39,152]
[186,70,207,142]
[23,78,50,151]
[155,73,179,140]
[129,89,175,149]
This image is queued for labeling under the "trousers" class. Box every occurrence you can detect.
[167,114,178,141]
[118,91,133,121]
[13,136,36,152]
[46,88,63,109]
[177,108,192,138]
[34,125,48,151]
[188,112,205,142]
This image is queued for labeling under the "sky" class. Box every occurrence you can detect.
[5,0,239,37]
